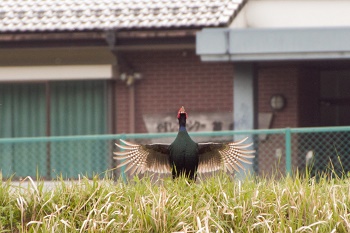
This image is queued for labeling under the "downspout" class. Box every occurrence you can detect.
[106,30,139,134]
[123,72,141,133]
[106,30,118,134]
[129,83,135,133]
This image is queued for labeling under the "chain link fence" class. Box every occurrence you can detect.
[291,129,350,178]
[0,136,115,180]
[253,127,350,178]
[1,126,350,180]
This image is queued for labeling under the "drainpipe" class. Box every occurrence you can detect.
[105,30,141,134]
[129,83,135,133]
[120,72,142,134]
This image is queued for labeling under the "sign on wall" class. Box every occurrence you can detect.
[143,112,234,142]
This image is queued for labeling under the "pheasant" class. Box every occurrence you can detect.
[114,106,255,180]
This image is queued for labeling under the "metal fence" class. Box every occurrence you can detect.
[1,126,350,180]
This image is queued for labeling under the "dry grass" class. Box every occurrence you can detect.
[1,172,350,232]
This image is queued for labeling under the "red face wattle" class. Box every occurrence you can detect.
[177,106,188,119]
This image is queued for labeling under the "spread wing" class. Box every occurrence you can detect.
[197,137,255,174]
[113,139,171,175]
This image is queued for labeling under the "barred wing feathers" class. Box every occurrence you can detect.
[114,139,171,175]
[197,137,255,173]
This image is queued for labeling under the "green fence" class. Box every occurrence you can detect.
[1,126,350,180]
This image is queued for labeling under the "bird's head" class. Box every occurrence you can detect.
[177,106,188,129]
[177,106,188,119]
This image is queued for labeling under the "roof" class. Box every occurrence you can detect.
[0,0,245,33]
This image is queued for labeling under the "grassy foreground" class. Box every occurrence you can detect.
[1,173,350,232]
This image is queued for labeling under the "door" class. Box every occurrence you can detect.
[320,70,350,126]
[317,70,350,174]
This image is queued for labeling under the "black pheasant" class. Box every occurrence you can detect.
[114,106,255,180]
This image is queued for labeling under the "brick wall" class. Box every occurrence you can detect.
[115,50,234,133]
[258,65,320,128]
[258,65,300,128]
[257,65,322,175]
[257,65,300,176]
[115,56,322,176]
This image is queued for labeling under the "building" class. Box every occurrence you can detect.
[1,0,350,177]
[197,0,350,175]
[0,0,246,137]
[0,0,244,178]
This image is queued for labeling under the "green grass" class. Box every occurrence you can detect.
[1,172,350,232]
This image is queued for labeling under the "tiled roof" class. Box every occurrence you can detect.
[0,0,245,32]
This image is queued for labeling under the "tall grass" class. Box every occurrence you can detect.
[1,172,350,232]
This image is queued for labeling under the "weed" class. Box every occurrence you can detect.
[1,172,350,232]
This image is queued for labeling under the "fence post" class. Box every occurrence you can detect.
[285,128,292,176]
[120,134,127,182]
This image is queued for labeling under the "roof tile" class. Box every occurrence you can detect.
[0,0,244,32]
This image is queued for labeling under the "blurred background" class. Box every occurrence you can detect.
[1,0,350,179]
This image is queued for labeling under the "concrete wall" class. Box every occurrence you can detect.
[0,47,115,66]
[231,0,350,28]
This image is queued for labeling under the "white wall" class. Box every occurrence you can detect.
[0,65,113,81]
[0,47,116,81]
[231,0,350,28]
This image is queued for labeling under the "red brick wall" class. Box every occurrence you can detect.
[257,65,301,176]
[257,65,322,176]
[115,50,234,133]
[115,79,130,133]
[258,65,300,128]
[116,58,317,134]
[258,65,321,128]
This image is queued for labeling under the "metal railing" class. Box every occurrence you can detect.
[1,126,350,180]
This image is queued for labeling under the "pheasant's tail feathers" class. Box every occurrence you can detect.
[113,140,147,175]
[223,137,256,172]
[115,140,140,150]
[113,139,171,175]
[229,142,253,149]
[113,149,136,158]
[114,151,146,171]
[230,137,249,145]
[197,137,255,174]
[119,139,138,147]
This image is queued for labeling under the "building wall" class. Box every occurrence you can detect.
[0,47,115,66]
[257,65,305,176]
[298,68,320,127]
[258,65,321,128]
[258,65,300,128]
[115,50,234,134]
[231,0,350,29]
